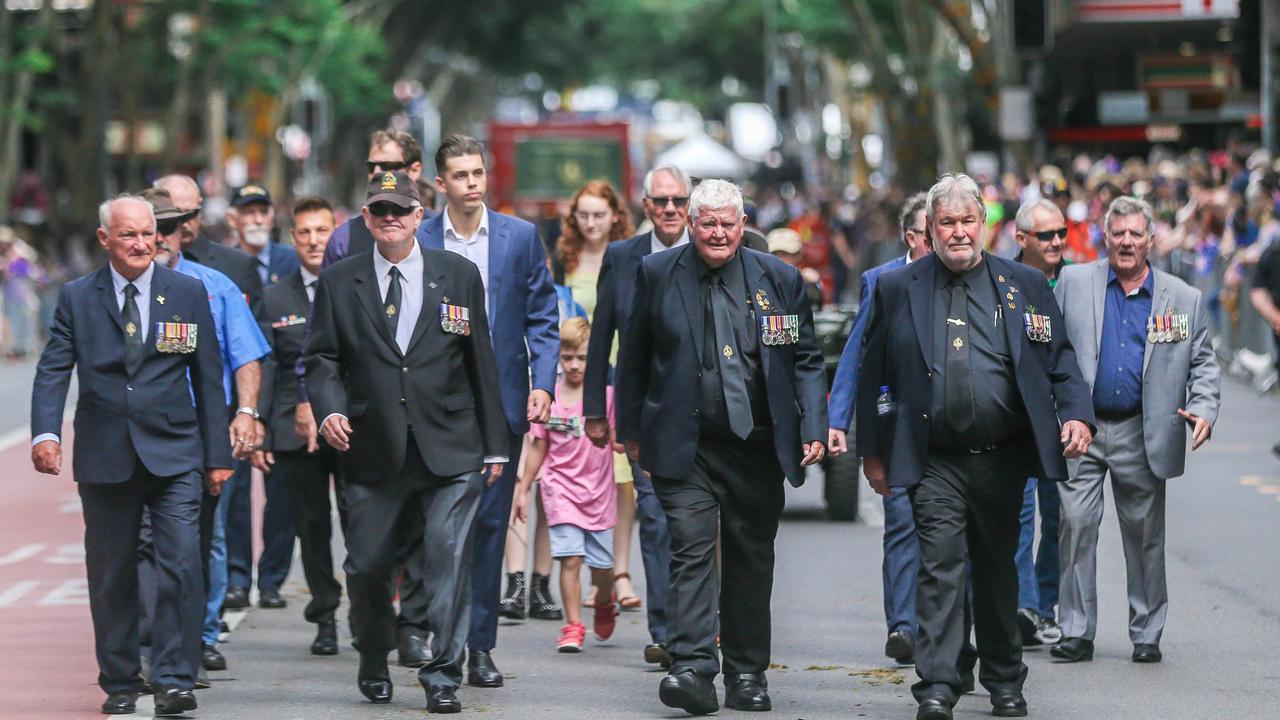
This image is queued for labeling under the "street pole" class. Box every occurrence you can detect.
[764,0,778,114]
[1264,0,1277,153]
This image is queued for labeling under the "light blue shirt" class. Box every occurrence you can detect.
[176,254,271,404]
[253,243,272,286]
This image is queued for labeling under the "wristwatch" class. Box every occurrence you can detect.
[236,406,261,420]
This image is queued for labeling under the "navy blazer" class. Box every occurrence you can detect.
[584,231,653,419]
[420,209,559,435]
[616,245,828,486]
[854,253,1095,487]
[828,254,908,431]
[263,241,300,286]
[31,264,234,484]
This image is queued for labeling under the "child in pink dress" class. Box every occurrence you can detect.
[515,317,618,652]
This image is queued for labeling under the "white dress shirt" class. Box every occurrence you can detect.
[443,206,491,311]
[650,228,690,255]
[34,262,157,447]
[372,241,424,355]
[299,266,319,304]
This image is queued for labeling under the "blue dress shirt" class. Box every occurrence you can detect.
[1093,267,1153,415]
[176,255,271,404]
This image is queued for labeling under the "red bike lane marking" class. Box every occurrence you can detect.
[0,426,101,717]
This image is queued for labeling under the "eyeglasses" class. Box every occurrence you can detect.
[156,219,182,236]
[1033,228,1067,242]
[366,160,409,174]
[367,203,415,218]
[647,195,689,209]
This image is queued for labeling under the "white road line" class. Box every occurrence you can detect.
[0,580,39,607]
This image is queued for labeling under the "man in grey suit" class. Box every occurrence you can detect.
[1050,196,1220,664]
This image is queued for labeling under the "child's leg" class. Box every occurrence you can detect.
[504,505,528,574]
[590,565,615,605]
[533,493,553,576]
[559,556,584,625]
[614,482,638,601]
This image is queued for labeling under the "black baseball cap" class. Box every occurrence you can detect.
[365,171,420,208]
[231,184,272,208]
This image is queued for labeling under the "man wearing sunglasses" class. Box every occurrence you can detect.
[1009,199,1072,651]
[323,128,435,269]
[583,163,693,668]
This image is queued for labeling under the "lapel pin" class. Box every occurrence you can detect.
[428,281,438,289]
[997,274,1006,283]
[156,295,165,305]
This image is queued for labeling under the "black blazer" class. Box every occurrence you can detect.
[854,252,1095,486]
[260,271,313,453]
[31,265,233,483]
[185,233,267,326]
[616,245,828,486]
[584,231,652,419]
[303,249,507,482]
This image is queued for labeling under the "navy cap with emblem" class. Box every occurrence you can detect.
[231,184,272,208]
[364,171,420,209]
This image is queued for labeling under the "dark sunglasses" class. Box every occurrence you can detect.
[367,202,415,218]
[156,218,182,236]
[648,195,690,208]
[1033,228,1067,242]
[366,160,409,174]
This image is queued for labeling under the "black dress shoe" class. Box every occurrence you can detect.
[153,687,197,716]
[885,630,916,664]
[311,621,339,656]
[223,586,250,610]
[959,674,976,695]
[724,672,771,711]
[644,643,673,669]
[658,669,719,716]
[1132,643,1162,663]
[101,692,136,715]
[202,644,227,671]
[425,685,462,714]
[466,650,504,687]
[258,588,286,608]
[916,698,953,720]
[357,655,392,704]
[397,631,431,667]
[991,691,1028,717]
[1050,637,1094,662]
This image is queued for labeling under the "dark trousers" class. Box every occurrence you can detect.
[138,486,217,651]
[652,436,785,678]
[883,487,920,635]
[632,462,671,645]
[467,429,523,652]
[226,457,295,591]
[909,444,1028,705]
[344,436,485,689]
[1015,477,1060,619]
[82,469,203,694]
[275,447,346,624]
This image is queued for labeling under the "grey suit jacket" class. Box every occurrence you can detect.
[1054,260,1221,479]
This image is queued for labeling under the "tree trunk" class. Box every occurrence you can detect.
[0,1,56,223]
[162,0,212,172]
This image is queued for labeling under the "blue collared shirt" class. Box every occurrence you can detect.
[1093,267,1153,415]
[253,243,272,286]
[175,254,271,404]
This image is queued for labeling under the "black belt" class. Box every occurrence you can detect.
[931,434,1022,456]
[1095,408,1141,422]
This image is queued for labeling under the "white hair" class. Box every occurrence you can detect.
[688,179,744,220]
[98,195,155,231]
[1105,196,1154,236]
[643,164,691,197]
[926,172,986,227]
[1014,198,1062,232]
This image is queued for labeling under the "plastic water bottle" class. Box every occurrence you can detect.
[876,386,896,416]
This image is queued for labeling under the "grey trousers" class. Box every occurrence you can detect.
[1058,415,1168,645]
[342,442,485,689]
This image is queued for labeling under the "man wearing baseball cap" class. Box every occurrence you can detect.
[304,170,507,713]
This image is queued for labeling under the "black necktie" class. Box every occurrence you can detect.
[945,278,975,432]
[710,273,753,440]
[122,283,142,375]
[384,266,402,338]
[305,280,316,309]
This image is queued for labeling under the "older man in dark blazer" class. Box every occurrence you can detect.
[856,173,1094,720]
[31,195,233,716]
[618,179,828,716]
[305,172,507,714]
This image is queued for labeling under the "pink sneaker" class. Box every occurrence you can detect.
[557,622,586,653]
[593,593,619,641]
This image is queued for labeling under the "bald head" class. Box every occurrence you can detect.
[154,174,202,248]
